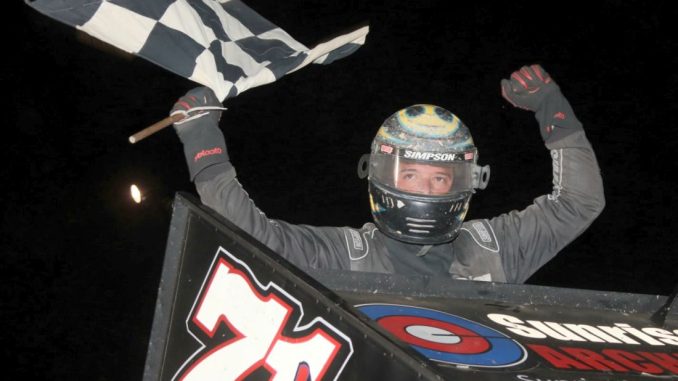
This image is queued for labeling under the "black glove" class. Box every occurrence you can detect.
[171,87,229,181]
[501,65,582,143]
[501,64,558,111]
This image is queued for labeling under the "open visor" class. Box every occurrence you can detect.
[368,153,489,196]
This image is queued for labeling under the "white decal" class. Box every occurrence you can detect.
[405,325,462,344]
[348,229,363,251]
[548,149,563,201]
[403,150,463,162]
[516,374,587,381]
[487,313,678,347]
[175,248,353,380]
[472,222,491,243]
[472,273,492,282]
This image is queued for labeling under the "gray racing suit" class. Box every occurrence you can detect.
[178,88,605,284]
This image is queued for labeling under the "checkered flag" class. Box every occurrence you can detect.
[26,0,369,101]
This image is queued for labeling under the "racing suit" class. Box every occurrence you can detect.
[177,83,605,284]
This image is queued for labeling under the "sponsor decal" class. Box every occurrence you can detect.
[487,313,678,376]
[347,229,363,251]
[548,149,563,201]
[175,248,353,380]
[357,304,526,367]
[514,374,586,381]
[380,144,394,154]
[355,305,678,377]
[472,222,492,243]
[486,314,678,347]
[194,147,223,162]
[469,273,492,282]
[526,344,678,375]
[403,150,469,162]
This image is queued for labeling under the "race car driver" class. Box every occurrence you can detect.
[170,64,605,283]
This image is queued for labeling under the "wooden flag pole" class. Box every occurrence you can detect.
[128,114,185,144]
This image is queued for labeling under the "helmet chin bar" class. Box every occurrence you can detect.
[369,182,472,245]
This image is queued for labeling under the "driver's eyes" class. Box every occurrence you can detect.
[433,176,448,183]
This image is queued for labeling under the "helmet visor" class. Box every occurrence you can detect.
[369,153,479,196]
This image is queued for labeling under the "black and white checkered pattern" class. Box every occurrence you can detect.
[27,0,368,101]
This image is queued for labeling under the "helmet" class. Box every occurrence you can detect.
[360,104,490,244]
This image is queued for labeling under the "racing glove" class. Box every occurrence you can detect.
[501,64,582,144]
[171,87,229,181]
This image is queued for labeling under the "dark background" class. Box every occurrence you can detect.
[7,0,678,379]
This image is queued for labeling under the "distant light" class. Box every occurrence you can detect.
[130,184,143,204]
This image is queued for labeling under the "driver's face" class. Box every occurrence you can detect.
[395,162,454,195]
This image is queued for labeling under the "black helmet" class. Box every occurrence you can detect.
[361,105,490,244]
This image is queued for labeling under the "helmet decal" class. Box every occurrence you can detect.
[397,105,460,138]
[375,104,475,153]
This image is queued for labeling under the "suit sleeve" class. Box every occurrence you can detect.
[490,91,606,283]
[193,163,351,271]
[173,100,352,271]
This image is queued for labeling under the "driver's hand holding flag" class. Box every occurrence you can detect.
[171,87,229,181]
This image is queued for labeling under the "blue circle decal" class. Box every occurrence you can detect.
[358,304,526,367]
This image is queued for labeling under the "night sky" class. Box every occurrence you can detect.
[8,1,678,379]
